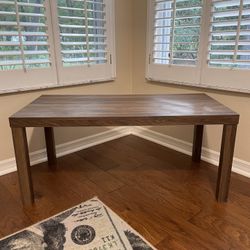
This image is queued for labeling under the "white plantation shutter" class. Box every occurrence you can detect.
[0,0,51,70]
[201,0,250,91]
[51,0,116,85]
[58,0,108,66]
[0,0,115,93]
[153,0,202,66]
[0,0,57,92]
[147,0,250,92]
[208,0,250,69]
[147,0,204,85]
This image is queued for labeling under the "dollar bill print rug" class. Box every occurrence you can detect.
[0,197,156,250]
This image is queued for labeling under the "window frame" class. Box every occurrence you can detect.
[146,0,250,93]
[146,0,203,85]
[0,0,116,94]
[0,0,58,93]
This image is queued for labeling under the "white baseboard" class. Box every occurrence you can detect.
[0,127,131,176]
[1,126,249,178]
[132,127,250,178]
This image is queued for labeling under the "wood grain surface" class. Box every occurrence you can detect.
[9,94,239,127]
[11,127,34,206]
[44,127,57,167]
[192,125,204,162]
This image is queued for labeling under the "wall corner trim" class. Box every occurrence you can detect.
[0,127,132,176]
[0,126,249,178]
[132,126,250,178]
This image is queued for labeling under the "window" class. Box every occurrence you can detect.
[0,0,57,91]
[201,0,250,91]
[58,0,107,67]
[153,0,203,66]
[147,0,250,92]
[0,0,50,71]
[208,0,250,69]
[0,0,115,93]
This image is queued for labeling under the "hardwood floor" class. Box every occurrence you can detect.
[0,135,250,249]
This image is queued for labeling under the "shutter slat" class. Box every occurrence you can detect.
[154,50,197,53]
[0,59,50,67]
[0,50,49,56]
[63,57,107,63]
[0,11,16,15]
[0,41,48,46]
[209,50,250,55]
[60,33,106,37]
[0,31,48,36]
[61,42,106,46]
[211,19,250,27]
[62,50,106,54]
[17,2,44,8]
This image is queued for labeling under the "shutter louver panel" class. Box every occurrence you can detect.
[57,0,108,67]
[153,0,203,66]
[209,0,250,69]
[0,0,51,71]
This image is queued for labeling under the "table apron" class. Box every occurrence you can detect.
[9,117,239,128]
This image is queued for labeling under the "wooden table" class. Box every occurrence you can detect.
[9,94,239,206]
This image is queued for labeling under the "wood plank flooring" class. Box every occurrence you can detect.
[0,135,250,249]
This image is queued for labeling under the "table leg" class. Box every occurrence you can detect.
[192,125,204,162]
[12,127,34,206]
[44,127,57,168]
[216,124,237,202]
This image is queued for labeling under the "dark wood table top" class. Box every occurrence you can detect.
[9,94,239,127]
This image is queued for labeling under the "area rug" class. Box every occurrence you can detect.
[0,197,156,250]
